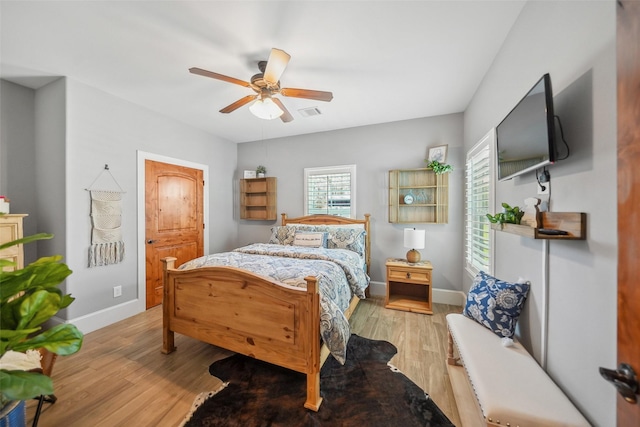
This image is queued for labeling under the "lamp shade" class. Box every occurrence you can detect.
[404,228,425,263]
[249,97,284,120]
[404,228,425,250]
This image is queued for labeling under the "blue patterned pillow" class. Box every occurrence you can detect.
[326,228,366,257]
[463,271,530,338]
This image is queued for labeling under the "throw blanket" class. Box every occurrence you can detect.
[179,244,370,364]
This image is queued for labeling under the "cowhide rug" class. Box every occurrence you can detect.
[182,334,454,427]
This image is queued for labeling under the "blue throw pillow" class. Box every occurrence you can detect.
[463,271,530,338]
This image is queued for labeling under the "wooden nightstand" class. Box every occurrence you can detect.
[385,258,433,314]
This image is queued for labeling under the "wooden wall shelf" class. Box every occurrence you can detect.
[491,212,586,240]
[240,177,277,221]
[388,168,448,224]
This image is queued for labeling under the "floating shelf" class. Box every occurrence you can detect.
[491,212,586,240]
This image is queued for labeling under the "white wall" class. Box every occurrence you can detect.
[463,2,616,426]
[237,114,464,298]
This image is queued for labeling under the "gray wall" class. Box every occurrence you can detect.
[237,114,464,293]
[1,80,38,263]
[463,2,616,426]
[2,77,238,329]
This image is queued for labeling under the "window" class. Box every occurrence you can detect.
[304,165,356,218]
[465,129,495,277]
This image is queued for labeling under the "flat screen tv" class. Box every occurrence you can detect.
[496,73,556,181]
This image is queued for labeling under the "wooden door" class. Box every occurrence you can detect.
[145,160,204,309]
[615,0,640,424]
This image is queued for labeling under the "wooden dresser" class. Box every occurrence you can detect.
[0,214,27,271]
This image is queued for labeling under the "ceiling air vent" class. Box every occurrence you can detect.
[298,107,322,117]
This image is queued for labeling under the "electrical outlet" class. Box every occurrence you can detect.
[113,285,122,298]
[537,184,549,195]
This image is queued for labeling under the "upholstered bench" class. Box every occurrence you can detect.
[446,313,591,427]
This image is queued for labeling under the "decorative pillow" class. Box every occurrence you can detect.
[463,271,530,338]
[326,228,366,257]
[268,226,297,245]
[293,231,327,248]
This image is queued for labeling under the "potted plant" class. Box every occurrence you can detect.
[0,233,83,422]
[425,160,453,175]
[486,202,525,225]
[256,165,266,178]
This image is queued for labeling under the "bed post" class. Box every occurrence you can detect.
[303,276,322,411]
[161,257,177,354]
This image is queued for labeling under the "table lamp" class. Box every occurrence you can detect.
[404,228,425,263]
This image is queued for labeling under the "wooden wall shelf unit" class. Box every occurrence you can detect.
[389,168,448,223]
[240,177,277,221]
[491,212,586,240]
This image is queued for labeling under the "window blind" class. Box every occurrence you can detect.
[304,165,356,218]
[465,132,494,276]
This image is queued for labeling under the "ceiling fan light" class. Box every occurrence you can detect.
[249,97,284,120]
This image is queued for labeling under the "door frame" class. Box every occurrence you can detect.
[136,150,209,312]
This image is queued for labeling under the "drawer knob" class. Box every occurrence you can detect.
[406,272,411,279]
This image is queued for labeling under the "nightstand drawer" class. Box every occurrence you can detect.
[387,267,431,283]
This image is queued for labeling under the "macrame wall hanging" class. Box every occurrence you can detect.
[86,165,125,268]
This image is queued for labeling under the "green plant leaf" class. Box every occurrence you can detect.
[0,328,40,354]
[0,257,72,302]
[12,324,83,356]
[16,290,62,330]
[0,370,53,401]
[0,233,52,252]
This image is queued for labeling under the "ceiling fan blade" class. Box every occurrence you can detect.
[263,48,291,85]
[189,67,250,87]
[280,87,333,102]
[272,98,294,123]
[220,95,257,114]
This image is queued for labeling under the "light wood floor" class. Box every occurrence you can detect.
[26,297,463,427]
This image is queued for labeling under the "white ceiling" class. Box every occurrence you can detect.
[1,1,525,143]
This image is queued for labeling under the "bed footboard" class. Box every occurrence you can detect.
[161,256,323,410]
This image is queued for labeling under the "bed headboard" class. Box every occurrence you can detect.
[281,213,371,275]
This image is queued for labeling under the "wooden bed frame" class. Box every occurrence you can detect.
[161,213,371,411]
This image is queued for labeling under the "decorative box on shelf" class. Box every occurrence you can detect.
[0,196,9,214]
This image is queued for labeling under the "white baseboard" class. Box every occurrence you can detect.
[368,280,465,306]
[53,299,143,334]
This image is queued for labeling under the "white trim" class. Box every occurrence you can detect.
[49,300,140,334]
[433,288,466,306]
[136,151,209,313]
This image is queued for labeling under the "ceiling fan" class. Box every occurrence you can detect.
[190,48,333,123]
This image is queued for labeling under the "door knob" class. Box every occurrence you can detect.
[147,239,156,244]
[599,363,638,403]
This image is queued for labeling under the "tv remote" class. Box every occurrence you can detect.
[537,228,569,235]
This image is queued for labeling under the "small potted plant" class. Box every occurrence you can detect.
[256,165,266,178]
[486,202,525,224]
[425,160,453,175]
